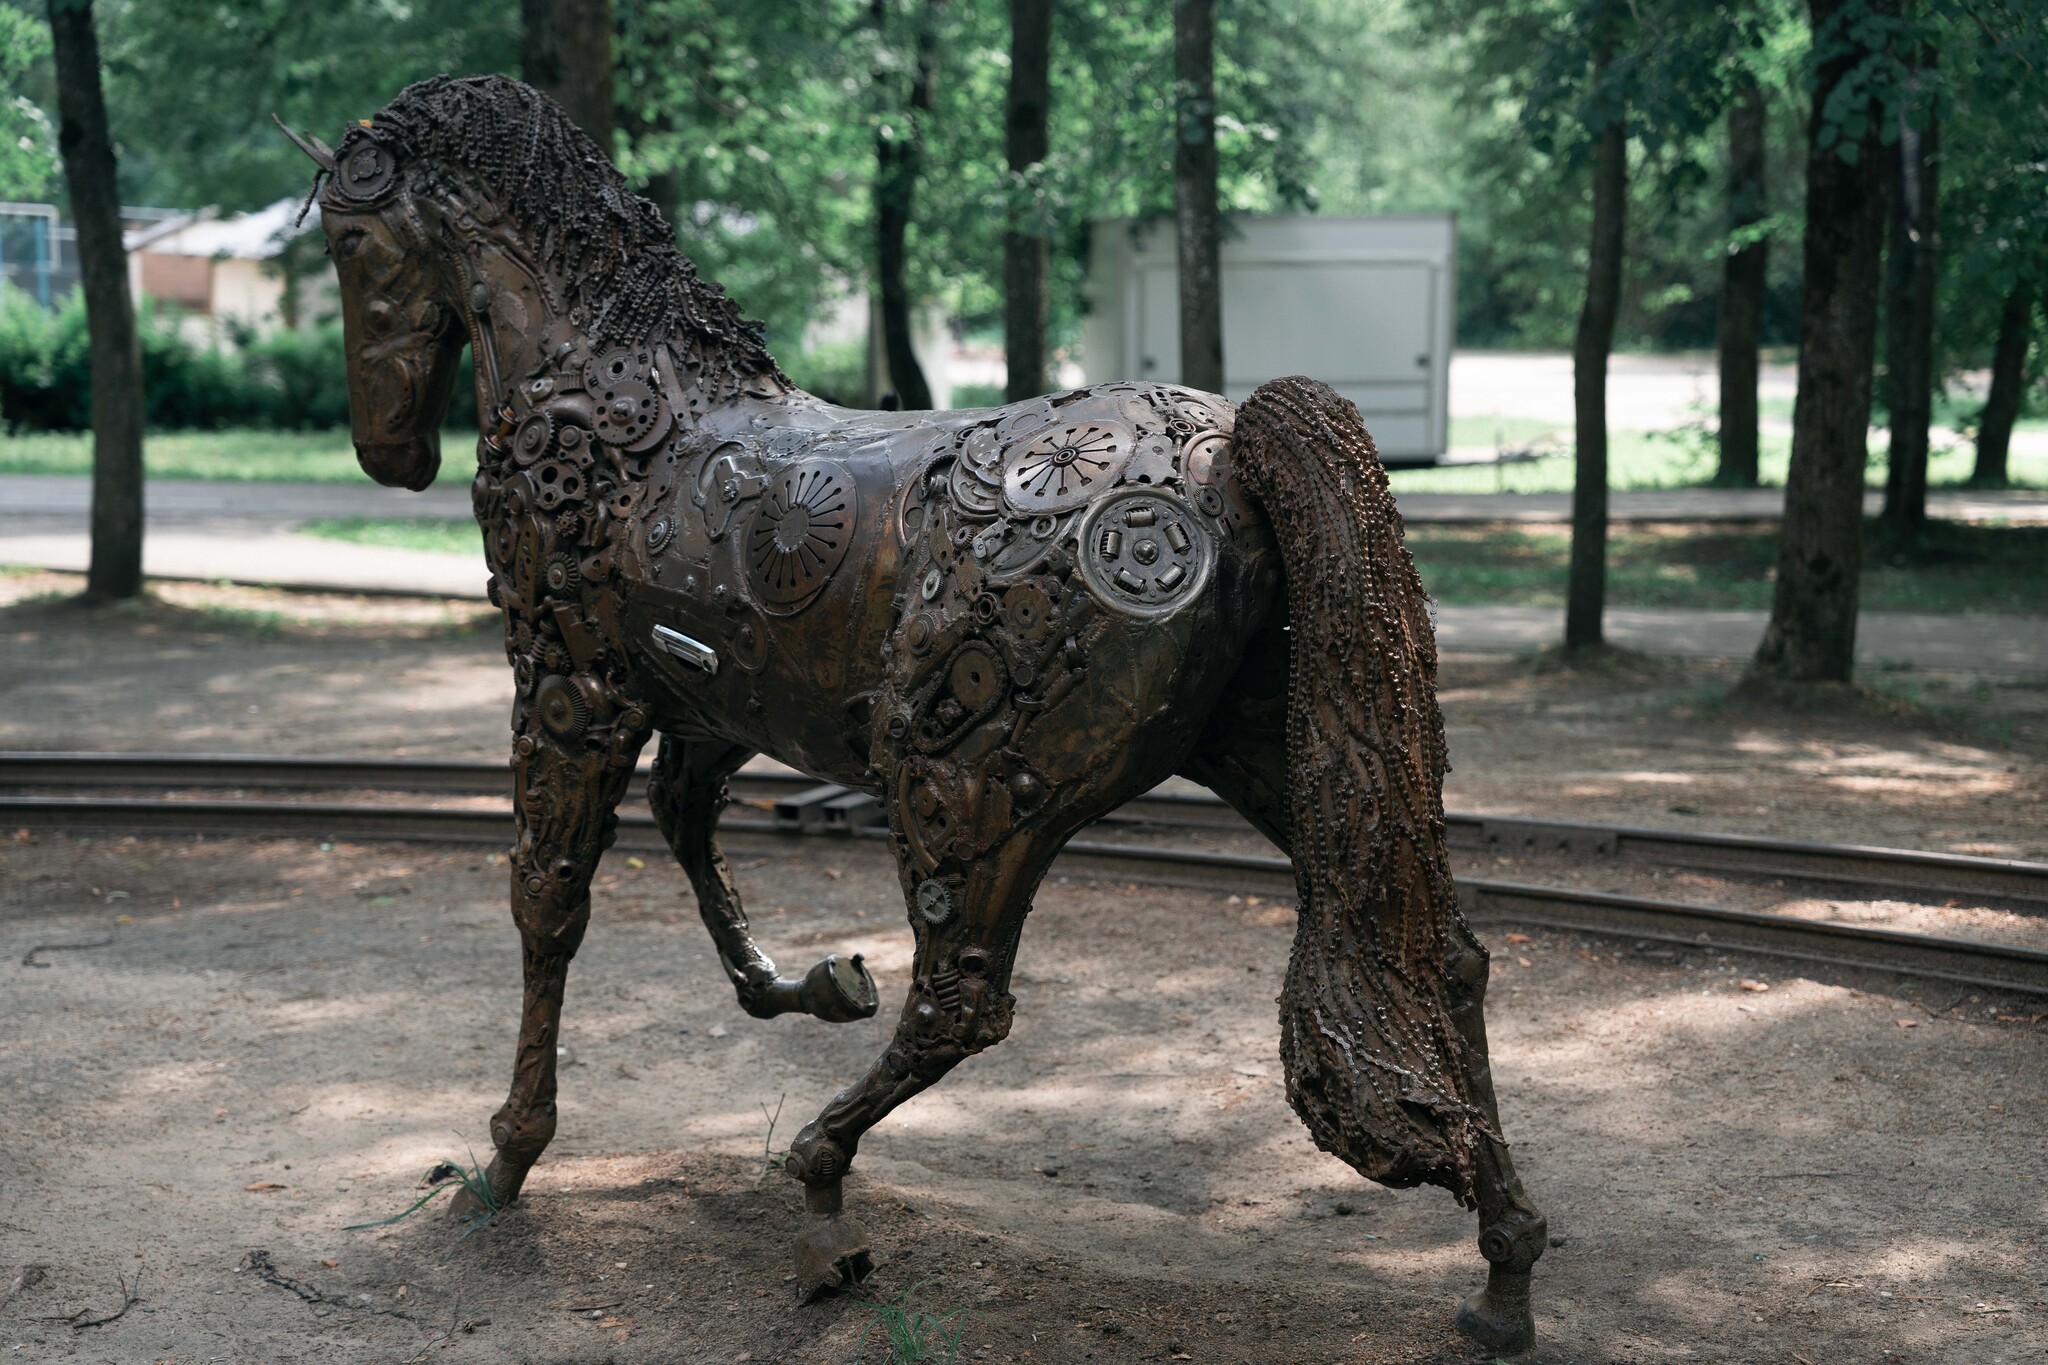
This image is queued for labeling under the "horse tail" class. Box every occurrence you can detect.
[1232,375,1487,1206]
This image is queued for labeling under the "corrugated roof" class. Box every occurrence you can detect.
[127,197,320,259]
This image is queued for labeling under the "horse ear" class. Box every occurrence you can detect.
[271,114,336,172]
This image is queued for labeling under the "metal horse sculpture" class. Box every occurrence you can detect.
[287,75,1547,1351]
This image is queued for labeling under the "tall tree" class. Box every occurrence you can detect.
[1715,74,1768,488]
[1754,0,1897,683]
[47,0,142,602]
[1564,35,1626,652]
[1971,283,2035,486]
[1881,36,1937,541]
[522,0,614,154]
[872,0,939,410]
[1002,0,1053,402]
[1173,0,1223,395]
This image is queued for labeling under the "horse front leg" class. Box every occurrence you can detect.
[781,834,1050,1299]
[453,672,651,1215]
[646,735,878,1024]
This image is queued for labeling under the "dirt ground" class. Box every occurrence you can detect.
[2,575,2046,1364]
[2,827,2044,1365]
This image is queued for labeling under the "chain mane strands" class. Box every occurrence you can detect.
[362,74,785,384]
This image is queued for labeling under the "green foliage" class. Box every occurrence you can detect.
[0,284,359,431]
[96,0,517,213]
[0,4,55,199]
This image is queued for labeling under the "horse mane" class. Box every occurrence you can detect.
[361,74,785,384]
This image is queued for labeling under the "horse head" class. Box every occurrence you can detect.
[283,119,465,490]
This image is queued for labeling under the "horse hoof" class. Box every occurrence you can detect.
[748,953,881,1023]
[1454,1281,1535,1354]
[804,953,880,1023]
[794,1209,873,1301]
[448,1156,519,1221]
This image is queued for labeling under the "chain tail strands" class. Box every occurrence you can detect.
[1234,376,1488,1204]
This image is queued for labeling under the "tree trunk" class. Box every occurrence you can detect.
[1003,0,1053,403]
[1881,54,1937,540]
[48,0,143,602]
[522,0,614,155]
[1973,281,2035,486]
[872,0,936,411]
[1565,105,1627,651]
[1754,0,1893,683]
[1173,0,1223,395]
[1716,77,1767,488]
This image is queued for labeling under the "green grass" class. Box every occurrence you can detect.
[1393,418,1748,494]
[302,515,481,554]
[0,426,462,482]
[854,1281,971,1364]
[1407,520,2048,615]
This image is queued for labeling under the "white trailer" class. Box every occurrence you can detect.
[1081,214,1455,464]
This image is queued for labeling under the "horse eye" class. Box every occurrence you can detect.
[332,230,367,261]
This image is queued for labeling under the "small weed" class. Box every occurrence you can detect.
[755,1093,789,1187]
[854,1280,972,1364]
[343,1139,499,1236]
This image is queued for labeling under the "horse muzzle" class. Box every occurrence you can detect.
[355,432,442,491]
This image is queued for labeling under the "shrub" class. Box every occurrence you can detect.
[0,283,366,433]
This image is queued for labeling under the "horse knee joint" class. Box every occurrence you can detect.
[490,1101,557,1163]
[784,1128,853,1188]
[1478,1207,1548,1274]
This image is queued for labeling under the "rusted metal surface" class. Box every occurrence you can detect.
[282,74,1543,1351]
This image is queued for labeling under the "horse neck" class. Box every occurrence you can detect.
[461,230,779,433]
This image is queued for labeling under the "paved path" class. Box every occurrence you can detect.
[4,474,2043,673]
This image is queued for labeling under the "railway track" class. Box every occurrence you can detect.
[5,750,2046,997]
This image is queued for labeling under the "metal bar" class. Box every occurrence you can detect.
[2,795,2043,994]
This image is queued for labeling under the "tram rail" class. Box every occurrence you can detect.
[5,751,2046,997]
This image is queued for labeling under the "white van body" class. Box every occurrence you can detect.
[1081,214,1455,464]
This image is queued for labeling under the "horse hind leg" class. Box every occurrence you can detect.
[1185,639,1548,1351]
[646,736,878,1024]
[781,823,1063,1299]
[1446,922,1548,1351]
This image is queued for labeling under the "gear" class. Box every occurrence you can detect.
[534,674,593,740]
[543,553,580,595]
[582,345,652,393]
[530,459,585,511]
[512,412,555,466]
[1002,582,1055,640]
[947,454,1002,518]
[591,377,662,447]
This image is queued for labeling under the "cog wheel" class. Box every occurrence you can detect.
[512,412,556,467]
[591,377,661,447]
[543,552,581,596]
[583,345,652,394]
[535,675,593,740]
[530,459,585,512]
